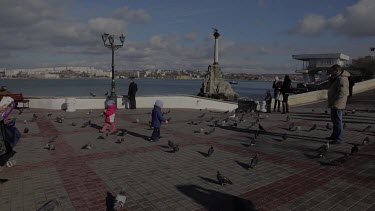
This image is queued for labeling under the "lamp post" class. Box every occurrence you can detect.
[102,33,126,102]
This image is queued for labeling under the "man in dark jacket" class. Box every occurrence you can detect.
[128,78,138,109]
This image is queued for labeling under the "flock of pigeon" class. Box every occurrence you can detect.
[13,105,374,209]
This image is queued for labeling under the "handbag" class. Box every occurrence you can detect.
[276,93,283,101]
[0,119,21,156]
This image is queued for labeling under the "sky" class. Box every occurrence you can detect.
[0,0,375,73]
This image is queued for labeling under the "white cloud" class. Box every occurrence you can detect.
[291,0,375,37]
[112,6,152,23]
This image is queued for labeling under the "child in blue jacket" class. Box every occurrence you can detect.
[148,100,169,142]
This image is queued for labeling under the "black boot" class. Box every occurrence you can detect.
[281,103,286,114]
[286,104,289,113]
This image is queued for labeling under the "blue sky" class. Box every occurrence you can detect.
[0,0,374,73]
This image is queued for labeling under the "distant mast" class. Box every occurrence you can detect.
[213,28,220,65]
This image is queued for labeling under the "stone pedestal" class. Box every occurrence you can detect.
[198,64,239,100]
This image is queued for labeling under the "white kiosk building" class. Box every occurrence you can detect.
[292,53,349,84]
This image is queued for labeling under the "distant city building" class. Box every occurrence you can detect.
[293,53,350,84]
[2,66,111,78]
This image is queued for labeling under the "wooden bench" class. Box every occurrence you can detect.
[0,93,30,110]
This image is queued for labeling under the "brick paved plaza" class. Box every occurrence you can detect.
[0,91,374,211]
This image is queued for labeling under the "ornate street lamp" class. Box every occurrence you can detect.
[102,33,126,101]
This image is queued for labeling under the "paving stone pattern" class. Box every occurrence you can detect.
[0,91,374,210]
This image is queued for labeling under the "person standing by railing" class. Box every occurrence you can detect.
[281,75,292,114]
[272,77,282,112]
[128,77,138,109]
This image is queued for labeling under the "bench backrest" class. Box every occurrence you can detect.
[0,93,24,101]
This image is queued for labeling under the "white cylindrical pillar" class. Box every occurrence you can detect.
[214,38,219,64]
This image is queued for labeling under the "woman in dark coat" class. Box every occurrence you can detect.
[281,75,292,114]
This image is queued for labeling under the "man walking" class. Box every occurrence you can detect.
[128,77,138,109]
[327,64,350,144]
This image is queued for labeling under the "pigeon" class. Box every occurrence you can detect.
[228,113,236,119]
[326,123,332,130]
[254,130,259,139]
[168,140,175,148]
[250,138,256,146]
[362,137,370,145]
[71,122,77,126]
[221,120,226,126]
[162,109,171,115]
[205,128,216,135]
[282,133,288,141]
[286,115,290,122]
[288,123,295,131]
[216,171,233,186]
[56,117,63,123]
[198,113,205,118]
[166,117,172,122]
[207,146,214,157]
[324,110,328,114]
[82,143,92,150]
[86,110,92,115]
[90,92,96,97]
[44,144,55,150]
[311,109,314,112]
[206,117,215,122]
[113,190,127,210]
[23,120,27,124]
[308,124,317,131]
[362,125,371,132]
[172,145,179,153]
[37,199,61,211]
[18,109,23,115]
[249,154,259,169]
[24,128,29,133]
[332,154,350,165]
[350,145,359,155]
[31,114,38,122]
[255,118,260,124]
[116,138,125,144]
[223,110,229,114]
[48,136,59,143]
[119,130,128,137]
[97,135,106,140]
[133,118,140,123]
[232,122,238,127]
[258,124,266,132]
[317,143,329,158]
[351,110,356,114]
[249,122,256,128]
[105,91,108,96]
[47,113,52,117]
[82,120,91,128]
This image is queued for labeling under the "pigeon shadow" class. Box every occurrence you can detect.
[105,192,116,211]
[158,145,170,149]
[303,153,318,159]
[0,179,9,184]
[241,143,251,148]
[198,176,221,185]
[271,138,283,142]
[89,123,102,130]
[197,151,208,157]
[163,149,176,153]
[235,161,249,170]
[319,161,339,166]
[176,184,257,211]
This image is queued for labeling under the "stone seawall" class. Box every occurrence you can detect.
[24,78,375,111]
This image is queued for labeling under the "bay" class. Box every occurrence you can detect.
[1,78,281,101]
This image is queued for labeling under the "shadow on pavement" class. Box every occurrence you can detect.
[176,184,257,211]
[235,160,249,170]
[126,130,150,140]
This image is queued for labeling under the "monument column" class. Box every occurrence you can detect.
[213,30,220,65]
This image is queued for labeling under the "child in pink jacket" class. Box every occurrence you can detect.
[100,99,116,133]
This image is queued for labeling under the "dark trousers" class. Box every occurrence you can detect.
[151,127,161,140]
[330,108,344,143]
[129,95,136,109]
[273,100,280,111]
[349,86,353,97]
[282,93,289,113]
